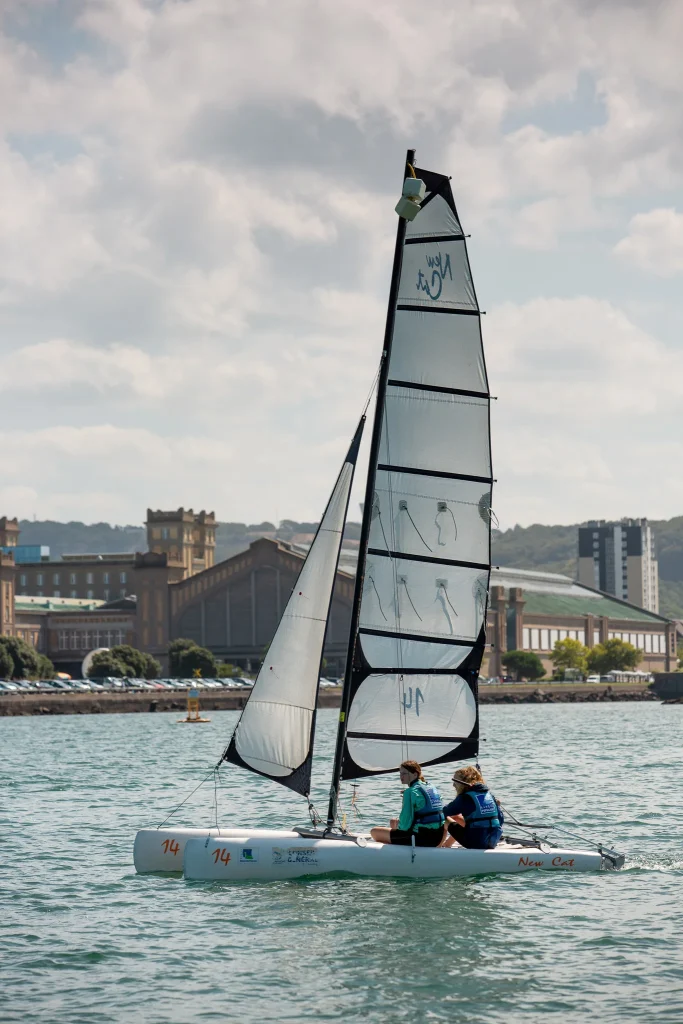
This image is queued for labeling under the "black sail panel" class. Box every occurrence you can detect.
[338,161,491,782]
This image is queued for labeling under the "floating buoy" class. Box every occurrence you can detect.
[178,687,211,724]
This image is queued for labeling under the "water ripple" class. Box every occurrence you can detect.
[1,704,682,1023]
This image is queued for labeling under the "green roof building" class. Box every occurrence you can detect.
[484,567,674,678]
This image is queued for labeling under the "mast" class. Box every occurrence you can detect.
[326,148,415,828]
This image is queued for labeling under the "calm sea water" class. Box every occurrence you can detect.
[1,703,682,1024]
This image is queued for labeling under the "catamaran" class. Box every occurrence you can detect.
[134,150,624,879]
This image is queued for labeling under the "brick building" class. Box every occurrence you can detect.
[1,507,676,680]
[483,567,674,677]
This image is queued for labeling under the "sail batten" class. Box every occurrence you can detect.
[223,418,364,797]
[331,153,492,790]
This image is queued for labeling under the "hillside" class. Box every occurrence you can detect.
[14,515,683,618]
[491,518,683,620]
[15,518,362,565]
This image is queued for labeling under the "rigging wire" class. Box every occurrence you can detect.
[307,800,323,827]
[361,360,383,418]
[156,766,217,829]
[213,767,220,830]
[499,803,619,855]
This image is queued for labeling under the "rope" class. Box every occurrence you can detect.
[400,577,422,620]
[401,503,432,552]
[438,582,459,617]
[435,504,458,547]
[156,767,217,829]
[308,800,323,827]
[377,509,391,552]
[367,574,388,621]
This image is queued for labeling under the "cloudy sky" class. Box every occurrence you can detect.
[1,0,682,530]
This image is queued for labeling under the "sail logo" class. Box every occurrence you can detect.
[240,847,258,863]
[403,686,424,717]
[416,251,452,301]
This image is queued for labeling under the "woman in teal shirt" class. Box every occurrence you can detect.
[370,760,445,847]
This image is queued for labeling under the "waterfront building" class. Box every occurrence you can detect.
[578,518,659,613]
[146,507,216,579]
[483,567,673,677]
[10,508,213,602]
[0,506,675,679]
[130,537,354,675]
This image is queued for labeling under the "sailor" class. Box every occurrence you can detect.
[370,760,445,847]
[441,765,503,850]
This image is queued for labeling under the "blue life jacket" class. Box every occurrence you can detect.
[463,784,501,831]
[412,781,445,830]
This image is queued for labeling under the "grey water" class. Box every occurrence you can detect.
[1,704,682,1024]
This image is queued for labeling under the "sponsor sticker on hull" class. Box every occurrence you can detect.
[272,846,319,866]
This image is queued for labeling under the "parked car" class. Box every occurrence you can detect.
[586,674,600,683]
[0,680,19,691]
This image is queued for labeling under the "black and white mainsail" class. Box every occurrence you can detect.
[329,151,492,814]
[222,420,364,797]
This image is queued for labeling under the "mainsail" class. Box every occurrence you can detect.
[222,419,364,796]
[330,151,492,802]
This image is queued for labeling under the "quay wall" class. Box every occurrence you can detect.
[0,682,658,717]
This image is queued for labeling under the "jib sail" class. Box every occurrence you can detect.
[223,419,364,796]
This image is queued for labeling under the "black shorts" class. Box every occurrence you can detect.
[447,822,499,850]
[389,827,444,848]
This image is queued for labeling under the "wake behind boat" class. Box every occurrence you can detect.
[134,149,624,881]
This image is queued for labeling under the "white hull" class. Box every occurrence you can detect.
[135,827,618,879]
[133,827,301,873]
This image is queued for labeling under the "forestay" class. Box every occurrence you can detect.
[223,420,364,796]
[339,164,492,780]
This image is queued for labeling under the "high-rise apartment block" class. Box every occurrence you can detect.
[578,518,659,613]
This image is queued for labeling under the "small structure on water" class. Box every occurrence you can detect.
[178,687,210,724]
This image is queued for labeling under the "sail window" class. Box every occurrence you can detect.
[369,470,491,565]
[346,672,477,771]
[389,308,487,394]
[379,386,491,480]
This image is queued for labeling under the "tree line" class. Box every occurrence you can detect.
[0,636,54,680]
[87,638,240,679]
[501,637,644,682]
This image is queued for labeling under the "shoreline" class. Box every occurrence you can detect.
[0,681,658,717]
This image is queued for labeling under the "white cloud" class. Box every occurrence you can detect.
[0,0,683,527]
[488,296,683,525]
[614,208,683,276]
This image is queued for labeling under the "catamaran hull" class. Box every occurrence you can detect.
[180,832,616,880]
[133,827,301,873]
